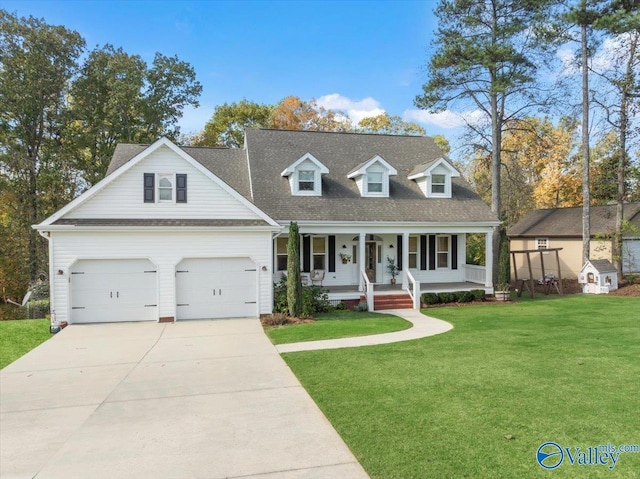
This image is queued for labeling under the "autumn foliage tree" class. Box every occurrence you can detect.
[472,117,581,227]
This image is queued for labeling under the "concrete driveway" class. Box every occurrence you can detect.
[1,319,368,479]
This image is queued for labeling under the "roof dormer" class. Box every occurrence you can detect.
[408,158,460,198]
[347,155,397,198]
[281,153,329,196]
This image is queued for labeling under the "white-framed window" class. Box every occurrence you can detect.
[431,174,446,194]
[367,172,383,194]
[313,237,326,270]
[276,237,288,271]
[536,238,549,250]
[298,170,315,192]
[158,174,173,202]
[437,235,450,269]
[409,236,418,268]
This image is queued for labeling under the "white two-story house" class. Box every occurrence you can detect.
[35,129,499,324]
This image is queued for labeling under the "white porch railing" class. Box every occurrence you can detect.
[463,264,486,284]
[405,269,421,310]
[361,268,374,312]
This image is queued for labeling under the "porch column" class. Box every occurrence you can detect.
[485,229,493,288]
[358,232,366,291]
[402,232,409,289]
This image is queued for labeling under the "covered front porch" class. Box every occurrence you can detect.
[273,224,495,311]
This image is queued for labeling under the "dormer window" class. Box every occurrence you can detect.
[281,153,329,196]
[347,155,397,198]
[367,172,383,193]
[298,170,315,191]
[408,158,460,198]
[431,174,446,194]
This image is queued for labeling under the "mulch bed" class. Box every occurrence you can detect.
[608,282,640,297]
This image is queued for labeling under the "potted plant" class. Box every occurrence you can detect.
[339,253,352,264]
[386,256,399,285]
[494,283,510,301]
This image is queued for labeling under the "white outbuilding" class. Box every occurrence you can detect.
[578,259,618,294]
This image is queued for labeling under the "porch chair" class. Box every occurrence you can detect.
[310,269,325,286]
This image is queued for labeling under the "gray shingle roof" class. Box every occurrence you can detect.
[508,203,640,238]
[104,130,498,225]
[53,218,269,227]
[408,159,440,178]
[588,259,617,273]
[244,129,497,223]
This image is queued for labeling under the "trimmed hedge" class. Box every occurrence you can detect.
[471,289,486,301]
[421,289,486,307]
[422,293,440,305]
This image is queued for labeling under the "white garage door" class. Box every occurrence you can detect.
[70,259,157,323]
[176,257,258,320]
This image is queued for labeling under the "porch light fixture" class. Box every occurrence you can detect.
[389,244,394,249]
[342,245,347,249]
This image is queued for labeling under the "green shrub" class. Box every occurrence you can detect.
[301,285,331,317]
[421,293,440,305]
[273,277,288,314]
[438,292,456,304]
[273,278,330,317]
[355,301,368,312]
[334,301,346,310]
[456,291,474,303]
[471,289,486,301]
[18,299,50,319]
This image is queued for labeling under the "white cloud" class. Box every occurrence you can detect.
[403,109,488,129]
[557,47,578,75]
[315,93,385,125]
[557,35,627,77]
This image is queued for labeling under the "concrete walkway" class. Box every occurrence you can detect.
[1,318,369,479]
[276,309,453,353]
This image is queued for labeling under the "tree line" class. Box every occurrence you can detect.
[0,10,202,300]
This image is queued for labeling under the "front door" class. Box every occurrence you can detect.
[365,242,377,282]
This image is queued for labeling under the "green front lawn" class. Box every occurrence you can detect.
[283,296,640,478]
[0,319,50,369]
[265,310,411,344]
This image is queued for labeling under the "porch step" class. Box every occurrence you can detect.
[369,293,414,310]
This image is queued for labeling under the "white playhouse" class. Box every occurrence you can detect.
[578,259,618,294]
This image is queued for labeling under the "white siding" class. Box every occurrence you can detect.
[67,146,260,220]
[50,230,272,324]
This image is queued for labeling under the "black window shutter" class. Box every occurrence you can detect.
[328,235,336,272]
[144,173,155,203]
[302,236,311,273]
[451,235,458,270]
[420,235,427,270]
[396,235,403,271]
[428,235,436,270]
[176,174,187,203]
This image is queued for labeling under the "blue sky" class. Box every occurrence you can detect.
[4,0,467,137]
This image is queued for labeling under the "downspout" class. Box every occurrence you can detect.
[37,229,58,333]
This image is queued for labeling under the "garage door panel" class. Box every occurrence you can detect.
[70,259,157,323]
[176,258,257,320]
